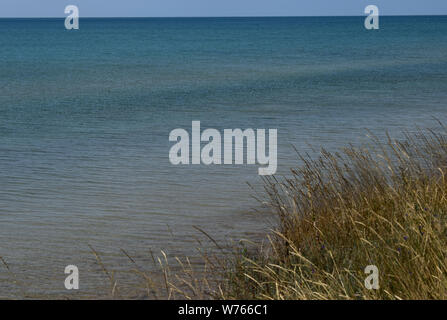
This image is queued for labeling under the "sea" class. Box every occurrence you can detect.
[0,16,446,297]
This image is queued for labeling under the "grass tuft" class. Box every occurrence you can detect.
[221,124,447,300]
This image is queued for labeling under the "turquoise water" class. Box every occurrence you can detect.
[0,16,446,297]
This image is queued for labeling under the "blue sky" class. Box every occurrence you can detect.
[1,0,446,17]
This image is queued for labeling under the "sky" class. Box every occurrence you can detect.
[1,0,447,18]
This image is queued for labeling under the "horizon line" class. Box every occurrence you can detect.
[1,14,447,19]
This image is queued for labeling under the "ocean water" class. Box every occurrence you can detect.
[0,16,446,297]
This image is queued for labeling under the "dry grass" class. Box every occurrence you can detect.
[218,124,447,300]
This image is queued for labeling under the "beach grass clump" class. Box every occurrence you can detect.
[220,125,447,300]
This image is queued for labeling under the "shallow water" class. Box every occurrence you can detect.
[0,16,446,297]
